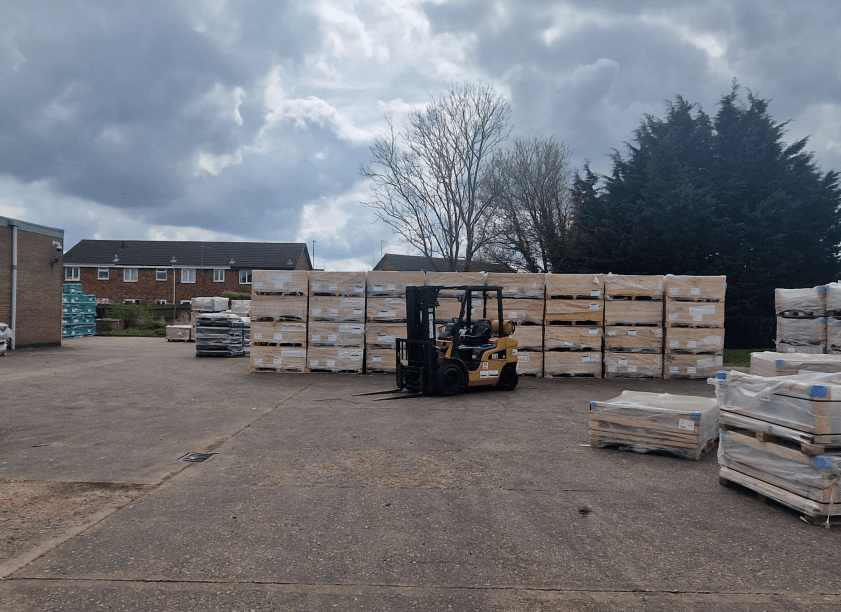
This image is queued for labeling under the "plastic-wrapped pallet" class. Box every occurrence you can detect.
[604,353,662,378]
[750,351,841,377]
[166,325,192,341]
[775,286,827,317]
[827,282,841,316]
[0,322,12,355]
[545,326,601,352]
[605,326,662,353]
[309,296,365,322]
[425,271,486,295]
[488,297,544,325]
[229,300,251,316]
[605,274,663,299]
[776,317,827,353]
[486,273,546,300]
[366,297,407,322]
[665,354,723,379]
[515,350,543,376]
[545,274,604,299]
[194,312,245,357]
[307,347,364,372]
[252,270,309,296]
[712,370,841,523]
[250,347,307,372]
[191,296,229,312]
[828,318,841,354]
[365,322,404,372]
[665,328,724,354]
[589,391,718,460]
[250,297,308,323]
[366,271,425,297]
[545,351,601,377]
[309,271,366,297]
[309,322,365,347]
[663,275,726,301]
[251,322,307,347]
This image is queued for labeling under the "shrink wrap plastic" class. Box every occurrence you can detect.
[776,317,826,347]
[309,271,366,296]
[251,321,306,345]
[486,273,546,299]
[775,286,827,315]
[711,370,841,434]
[545,274,604,298]
[749,351,841,377]
[309,322,365,347]
[589,391,718,460]
[545,326,601,351]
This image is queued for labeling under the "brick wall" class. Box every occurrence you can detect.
[74,267,257,305]
[0,225,63,347]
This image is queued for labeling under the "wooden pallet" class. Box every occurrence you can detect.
[590,430,715,461]
[719,466,841,525]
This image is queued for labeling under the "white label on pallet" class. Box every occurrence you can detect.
[274,282,284,289]
[687,367,697,374]
[669,313,678,321]
[311,334,321,342]
[581,356,590,362]
[589,303,600,311]
[508,286,519,294]
[354,286,364,293]
[341,298,365,308]
[678,419,695,431]
[311,283,321,291]
[508,311,521,319]
[274,333,283,341]
[387,283,397,291]
[691,288,701,295]
[273,358,283,366]
[519,353,530,362]
[670,366,679,373]
[670,340,679,348]
[618,359,629,366]
[608,365,617,372]
[282,349,305,358]
[565,341,574,346]
[589,329,599,335]
[378,334,395,342]
[253,332,263,340]
[373,356,382,363]
[691,304,717,316]
[591,290,600,297]
[328,334,338,342]
[254,358,264,366]
[628,366,637,372]
[329,309,339,316]
[354,309,363,315]
[670,287,679,295]
[628,330,637,336]
[312,308,322,316]
[254,281,264,289]
[687,341,697,348]
[329,283,338,290]
[373,284,383,292]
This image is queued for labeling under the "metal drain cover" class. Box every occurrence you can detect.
[177,452,218,463]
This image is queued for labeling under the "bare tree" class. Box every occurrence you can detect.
[361,83,512,271]
[479,136,575,272]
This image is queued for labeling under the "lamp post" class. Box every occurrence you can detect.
[312,240,316,269]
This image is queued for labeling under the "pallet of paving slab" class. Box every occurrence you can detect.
[590,431,715,461]
[719,412,841,455]
[719,466,841,525]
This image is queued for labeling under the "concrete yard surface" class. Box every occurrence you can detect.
[1,336,840,611]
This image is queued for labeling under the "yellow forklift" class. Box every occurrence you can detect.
[394,285,519,396]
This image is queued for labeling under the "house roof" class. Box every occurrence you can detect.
[374,253,513,273]
[64,240,311,269]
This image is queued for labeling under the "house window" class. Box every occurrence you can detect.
[180,300,192,306]
[181,268,196,283]
[122,298,140,304]
[213,269,225,282]
[65,266,80,281]
[155,299,167,305]
[239,269,252,284]
[97,268,109,280]
[156,269,167,281]
[123,268,138,282]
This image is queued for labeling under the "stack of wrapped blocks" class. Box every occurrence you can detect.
[714,369,841,524]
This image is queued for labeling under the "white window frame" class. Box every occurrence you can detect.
[65,266,80,281]
[156,269,167,281]
[154,299,167,305]
[123,268,138,283]
[180,300,192,306]
[97,268,109,280]
[238,269,252,285]
[181,268,196,284]
[213,269,225,282]
[122,298,140,304]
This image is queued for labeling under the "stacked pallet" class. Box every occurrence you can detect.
[424,271,485,323]
[826,283,841,354]
[307,272,366,372]
[487,273,545,376]
[603,275,663,378]
[62,284,96,338]
[714,370,841,524]
[663,275,726,379]
[589,391,718,460]
[542,274,603,377]
[195,312,246,357]
[775,286,827,354]
[166,325,192,341]
[365,271,424,373]
[250,270,309,372]
[191,296,230,313]
[750,351,841,377]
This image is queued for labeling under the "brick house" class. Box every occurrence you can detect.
[63,240,312,305]
[373,253,513,273]
[1,216,65,348]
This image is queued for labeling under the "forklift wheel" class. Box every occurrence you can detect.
[497,365,518,391]
[435,363,463,396]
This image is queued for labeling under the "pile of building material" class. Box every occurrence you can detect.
[307,272,366,372]
[826,283,841,355]
[365,271,424,373]
[250,270,309,372]
[589,391,718,460]
[487,273,546,376]
[713,370,841,524]
[62,283,96,339]
[603,275,664,378]
[775,286,827,354]
[194,312,246,357]
[0,322,12,355]
[165,325,192,341]
[543,274,603,377]
[750,351,841,377]
[191,296,230,313]
[663,275,726,379]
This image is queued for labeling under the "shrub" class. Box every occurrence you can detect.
[222,292,251,301]
[107,303,153,326]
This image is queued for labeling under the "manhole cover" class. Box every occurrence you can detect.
[177,452,218,463]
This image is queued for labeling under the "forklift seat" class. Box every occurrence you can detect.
[461,319,492,346]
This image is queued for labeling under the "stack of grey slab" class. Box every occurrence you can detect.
[775,286,827,354]
[195,312,246,357]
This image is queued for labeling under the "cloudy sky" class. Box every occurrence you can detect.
[1,1,839,270]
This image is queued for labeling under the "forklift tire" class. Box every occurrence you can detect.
[497,364,518,391]
[435,363,463,396]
